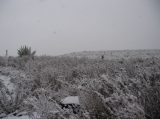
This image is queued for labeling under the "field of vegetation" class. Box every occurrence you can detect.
[0,48,160,119]
[62,49,160,59]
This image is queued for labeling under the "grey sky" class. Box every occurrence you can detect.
[0,0,160,56]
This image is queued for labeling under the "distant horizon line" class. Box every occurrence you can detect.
[1,48,160,57]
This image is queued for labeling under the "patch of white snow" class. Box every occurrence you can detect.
[3,115,29,119]
[61,96,80,105]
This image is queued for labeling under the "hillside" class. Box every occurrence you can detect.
[61,49,160,59]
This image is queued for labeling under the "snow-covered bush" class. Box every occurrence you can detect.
[0,85,27,117]
[27,56,160,119]
[1,56,160,119]
[0,56,6,66]
[79,88,116,119]
[26,89,82,119]
[79,75,145,119]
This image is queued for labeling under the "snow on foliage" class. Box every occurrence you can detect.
[0,54,160,119]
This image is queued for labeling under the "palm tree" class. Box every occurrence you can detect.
[17,45,36,58]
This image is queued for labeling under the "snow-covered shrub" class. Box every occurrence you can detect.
[144,86,160,119]
[78,74,146,119]
[7,56,18,68]
[0,85,27,117]
[0,67,34,118]
[27,89,81,119]
[27,93,61,119]
[105,93,145,119]
[79,88,116,119]
[25,56,160,119]
[141,72,160,119]
[0,56,6,66]
[2,56,160,118]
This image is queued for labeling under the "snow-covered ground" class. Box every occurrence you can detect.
[0,66,27,91]
[3,115,29,119]
[0,67,29,119]
[61,96,80,105]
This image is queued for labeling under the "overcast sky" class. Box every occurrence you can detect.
[0,0,160,56]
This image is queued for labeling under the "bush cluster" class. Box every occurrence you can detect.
[0,56,160,119]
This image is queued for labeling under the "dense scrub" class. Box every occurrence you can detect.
[0,56,160,119]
